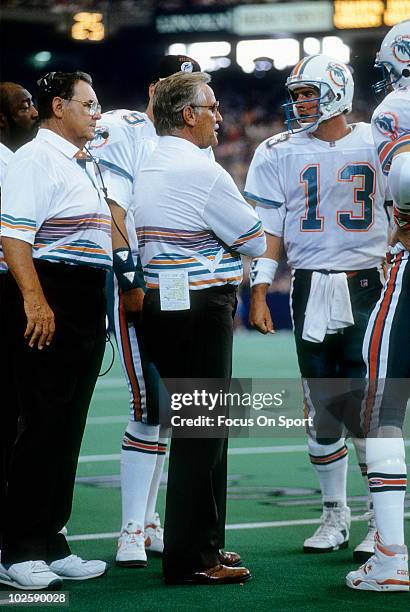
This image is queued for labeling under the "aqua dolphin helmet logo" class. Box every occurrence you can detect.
[326,62,347,89]
[90,126,109,149]
[374,111,399,139]
[391,34,410,63]
[180,61,194,73]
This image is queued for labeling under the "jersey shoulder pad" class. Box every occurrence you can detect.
[350,122,374,146]
[372,96,410,142]
[266,131,290,148]
[102,109,147,126]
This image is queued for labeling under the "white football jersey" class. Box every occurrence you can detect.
[245,123,389,271]
[89,110,158,255]
[371,86,410,175]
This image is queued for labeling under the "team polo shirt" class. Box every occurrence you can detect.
[1,129,112,270]
[0,142,14,273]
[134,136,266,290]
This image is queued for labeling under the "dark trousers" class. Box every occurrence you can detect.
[2,261,106,564]
[142,286,236,578]
[291,268,383,441]
[0,273,18,550]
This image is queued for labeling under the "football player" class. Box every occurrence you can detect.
[89,55,201,567]
[245,55,390,562]
[346,20,410,592]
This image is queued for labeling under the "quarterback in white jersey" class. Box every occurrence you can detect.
[347,20,410,593]
[247,54,389,564]
[245,122,388,271]
[88,55,205,569]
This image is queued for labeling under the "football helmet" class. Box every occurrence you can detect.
[283,54,354,133]
[373,20,410,97]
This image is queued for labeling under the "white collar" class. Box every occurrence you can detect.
[159,135,205,154]
[0,141,14,163]
[36,128,81,159]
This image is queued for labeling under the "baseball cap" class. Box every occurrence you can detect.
[151,55,202,82]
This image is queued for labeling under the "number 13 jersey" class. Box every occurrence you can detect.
[245,122,389,270]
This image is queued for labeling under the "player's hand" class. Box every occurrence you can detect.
[249,291,275,335]
[122,287,145,322]
[23,295,55,350]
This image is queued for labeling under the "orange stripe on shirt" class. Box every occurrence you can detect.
[1,221,36,232]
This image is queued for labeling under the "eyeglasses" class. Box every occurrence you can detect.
[190,101,220,115]
[66,98,101,116]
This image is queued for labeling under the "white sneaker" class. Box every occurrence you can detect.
[145,513,164,554]
[49,554,106,580]
[346,541,409,592]
[304,502,350,553]
[353,509,377,562]
[0,560,62,590]
[116,522,147,567]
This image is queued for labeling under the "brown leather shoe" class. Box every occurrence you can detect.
[165,564,251,585]
[218,549,241,567]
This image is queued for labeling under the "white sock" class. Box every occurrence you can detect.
[366,435,407,546]
[351,436,372,510]
[120,420,159,529]
[308,437,348,506]
[145,426,169,525]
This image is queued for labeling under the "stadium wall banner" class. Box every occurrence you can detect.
[232,2,334,36]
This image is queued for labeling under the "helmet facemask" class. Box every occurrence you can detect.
[283,81,336,133]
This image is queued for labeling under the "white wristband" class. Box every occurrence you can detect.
[250,257,278,287]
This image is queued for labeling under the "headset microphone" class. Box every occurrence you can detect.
[100,130,109,139]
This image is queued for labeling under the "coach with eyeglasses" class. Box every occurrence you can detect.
[135,71,266,585]
[0,72,110,590]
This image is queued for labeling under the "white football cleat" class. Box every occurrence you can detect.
[346,541,409,592]
[116,522,147,567]
[304,502,350,553]
[0,560,62,590]
[353,509,377,562]
[49,554,106,580]
[145,512,164,554]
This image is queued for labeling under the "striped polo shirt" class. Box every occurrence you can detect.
[1,128,112,270]
[133,136,266,290]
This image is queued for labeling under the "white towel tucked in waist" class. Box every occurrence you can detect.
[302,272,355,343]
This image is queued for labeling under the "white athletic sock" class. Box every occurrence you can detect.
[366,435,407,546]
[145,426,169,525]
[351,436,372,509]
[308,437,348,506]
[120,420,159,529]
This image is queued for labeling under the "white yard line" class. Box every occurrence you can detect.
[78,446,307,463]
[79,440,410,463]
[67,512,410,542]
